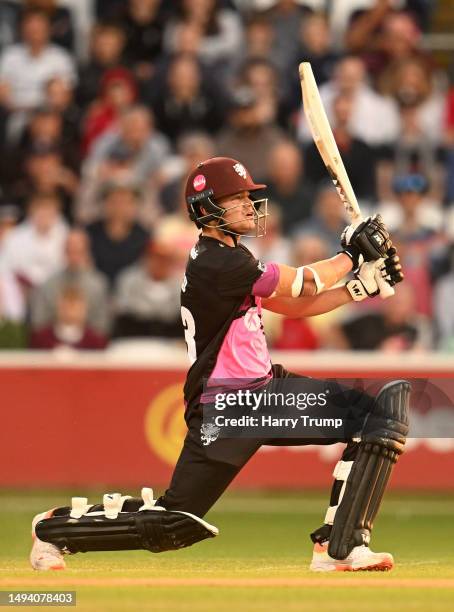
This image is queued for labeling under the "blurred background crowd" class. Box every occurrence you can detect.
[0,0,454,353]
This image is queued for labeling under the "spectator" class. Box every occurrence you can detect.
[85,183,149,286]
[297,55,400,149]
[82,67,138,155]
[263,0,312,76]
[23,0,75,52]
[9,145,78,221]
[264,139,315,235]
[30,285,108,349]
[217,87,285,181]
[0,9,75,111]
[381,58,445,183]
[160,131,216,215]
[112,239,182,339]
[151,54,224,145]
[163,0,243,72]
[0,193,68,288]
[15,106,80,173]
[76,144,161,230]
[304,92,377,202]
[30,228,110,334]
[86,105,171,184]
[45,77,82,163]
[297,12,339,87]
[236,58,289,128]
[293,183,346,252]
[285,11,340,120]
[77,22,126,109]
[121,0,165,82]
[381,173,445,317]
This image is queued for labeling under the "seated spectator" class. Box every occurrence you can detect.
[304,92,377,203]
[379,174,443,238]
[297,12,339,86]
[336,283,432,351]
[151,54,224,144]
[297,55,400,149]
[9,144,78,222]
[236,58,289,129]
[44,77,82,165]
[0,267,27,348]
[160,131,216,215]
[30,228,110,334]
[23,0,75,52]
[30,285,108,350]
[0,193,68,288]
[263,0,312,76]
[293,182,346,252]
[112,239,182,339]
[121,0,166,83]
[217,87,285,182]
[85,183,149,286]
[76,143,161,229]
[265,139,315,235]
[288,12,339,115]
[347,9,432,85]
[380,58,445,182]
[86,105,171,184]
[0,8,75,111]
[379,174,445,317]
[82,67,138,155]
[77,22,126,109]
[163,0,243,73]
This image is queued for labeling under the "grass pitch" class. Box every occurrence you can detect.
[1,490,454,611]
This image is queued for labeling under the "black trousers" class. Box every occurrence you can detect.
[158,366,374,517]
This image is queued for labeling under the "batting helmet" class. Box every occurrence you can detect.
[185,157,267,232]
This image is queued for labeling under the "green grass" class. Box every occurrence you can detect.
[1,490,454,611]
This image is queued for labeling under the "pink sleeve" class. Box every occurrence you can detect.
[252,262,280,298]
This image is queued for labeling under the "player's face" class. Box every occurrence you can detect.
[217,191,256,234]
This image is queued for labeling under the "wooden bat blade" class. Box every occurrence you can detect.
[299,62,394,299]
[299,62,361,221]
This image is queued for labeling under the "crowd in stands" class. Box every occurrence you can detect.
[0,0,453,353]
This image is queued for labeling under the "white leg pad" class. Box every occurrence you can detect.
[324,461,354,525]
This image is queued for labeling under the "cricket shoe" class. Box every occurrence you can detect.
[309,542,393,572]
[30,510,66,570]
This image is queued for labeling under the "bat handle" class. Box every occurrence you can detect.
[375,258,395,299]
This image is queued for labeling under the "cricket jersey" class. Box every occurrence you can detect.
[181,235,280,417]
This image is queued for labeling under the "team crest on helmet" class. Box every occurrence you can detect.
[233,163,247,179]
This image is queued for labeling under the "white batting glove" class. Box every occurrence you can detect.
[346,260,380,301]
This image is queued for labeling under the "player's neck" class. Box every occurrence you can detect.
[202,227,239,247]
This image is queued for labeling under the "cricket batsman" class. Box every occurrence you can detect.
[30,157,409,572]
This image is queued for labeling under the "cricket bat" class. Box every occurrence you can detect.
[299,62,394,298]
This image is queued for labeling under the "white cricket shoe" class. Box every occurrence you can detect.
[310,541,393,572]
[30,510,66,571]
